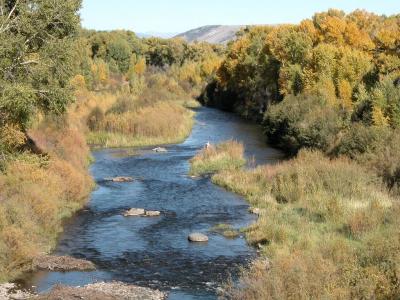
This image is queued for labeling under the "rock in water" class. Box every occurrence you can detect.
[145,210,161,217]
[112,176,134,182]
[32,255,96,272]
[188,232,209,242]
[104,176,134,182]
[123,208,145,217]
[152,147,167,153]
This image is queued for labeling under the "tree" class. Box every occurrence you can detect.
[106,38,132,73]
[0,0,82,130]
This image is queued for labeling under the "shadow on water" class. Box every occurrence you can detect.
[21,107,284,300]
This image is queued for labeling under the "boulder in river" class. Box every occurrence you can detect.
[188,232,209,242]
[152,147,167,153]
[34,282,167,300]
[123,208,145,217]
[145,210,161,217]
[32,255,96,272]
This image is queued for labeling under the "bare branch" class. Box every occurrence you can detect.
[20,60,39,65]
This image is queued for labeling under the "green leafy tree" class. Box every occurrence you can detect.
[106,38,132,73]
[0,0,82,130]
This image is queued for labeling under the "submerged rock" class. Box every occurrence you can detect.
[145,210,161,217]
[0,283,34,300]
[152,147,167,153]
[123,208,145,217]
[188,232,209,242]
[35,282,167,300]
[32,255,96,272]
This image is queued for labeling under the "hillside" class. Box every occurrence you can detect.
[175,25,244,44]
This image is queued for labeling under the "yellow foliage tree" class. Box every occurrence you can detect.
[91,59,109,87]
[315,77,338,107]
[201,56,222,78]
[134,57,147,76]
[372,105,389,127]
[344,21,374,50]
[338,79,353,110]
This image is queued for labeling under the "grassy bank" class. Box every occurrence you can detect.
[189,140,246,176]
[190,142,400,299]
[86,101,195,148]
[0,118,94,281]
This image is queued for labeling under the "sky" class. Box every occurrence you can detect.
[80,0,400,34]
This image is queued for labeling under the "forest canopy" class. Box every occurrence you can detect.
[205,9,400,123]
[200,9,400,191]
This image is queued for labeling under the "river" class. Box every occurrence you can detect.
[22,107,283,299]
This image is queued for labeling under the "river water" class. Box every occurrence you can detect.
[22,107,283,299]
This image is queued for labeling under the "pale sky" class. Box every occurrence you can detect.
[80,0,400,34]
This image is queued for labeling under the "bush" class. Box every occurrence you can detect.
[106,95,136,114]
[332,125,400,193]
[264,94,344,154]
[362,130,400,193]
[330,123,386,159]
[86,106,104,131]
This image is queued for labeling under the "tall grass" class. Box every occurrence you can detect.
[74,71,200,148]
[0,117,93,281]
[211,149,399,299]
[189,140,246,176]
[87,101,194,147]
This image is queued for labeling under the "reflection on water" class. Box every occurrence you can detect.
[22,107,283,300]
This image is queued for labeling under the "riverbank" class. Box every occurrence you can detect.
[0,89,198,283]
[191,141,399,299]
[0,281,166,300]
[0,117,94,282]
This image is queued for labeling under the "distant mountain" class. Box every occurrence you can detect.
[175,25,244,44]
[137,32,178,39]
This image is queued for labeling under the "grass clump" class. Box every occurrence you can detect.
[213,149,400,299]
[210,223,240,239]
[189,140,246,176]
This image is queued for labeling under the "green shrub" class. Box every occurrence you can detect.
[362,130,400,193]
[330,123,386,159]
[264,94,344,154]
